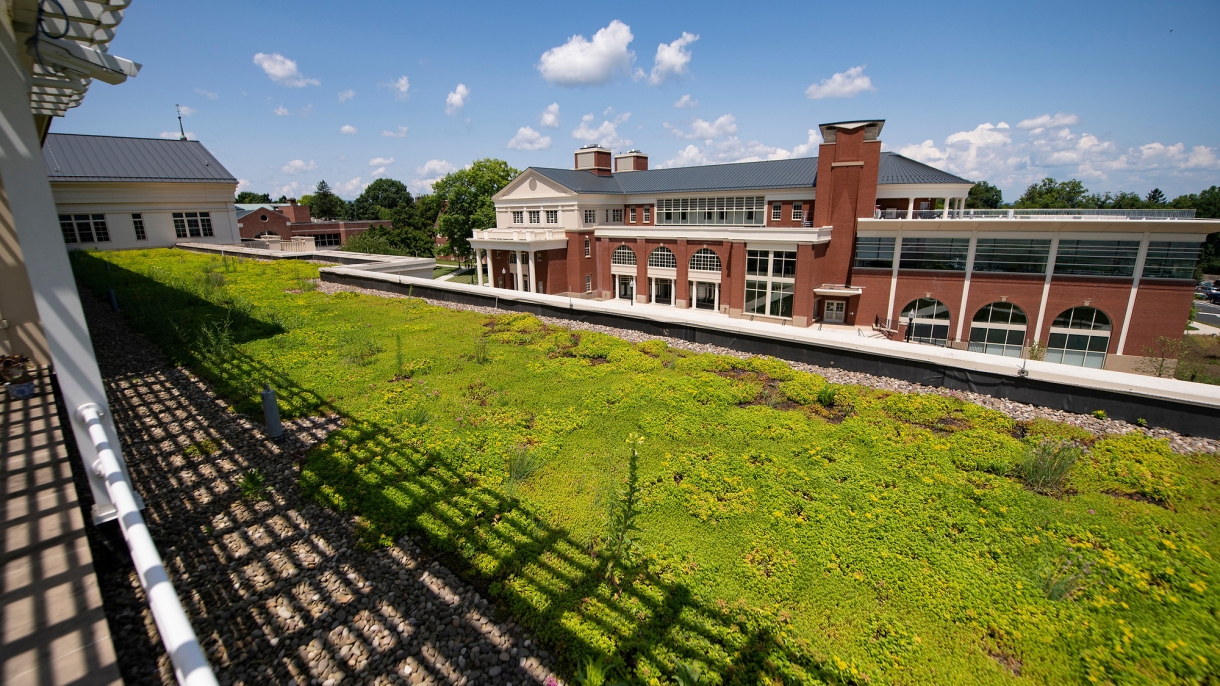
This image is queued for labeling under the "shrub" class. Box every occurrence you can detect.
[237,469,267,500]
[1091,409,1108,420]
[816,385,838,408]
[1014,439,1081,494]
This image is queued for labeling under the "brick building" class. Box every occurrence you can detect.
[471,120,1218,371]
[235,200,376,247]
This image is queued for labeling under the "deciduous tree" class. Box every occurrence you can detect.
[966,181,1002,209]
[431,159,520,259]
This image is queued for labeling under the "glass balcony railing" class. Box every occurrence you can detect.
[873,208,1198,220]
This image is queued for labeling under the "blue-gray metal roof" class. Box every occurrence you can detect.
[43,133,237,183]
[529,151,969,195]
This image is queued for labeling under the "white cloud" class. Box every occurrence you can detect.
[649,32,698,85]
[571,112,632,148]
[507,126,552,151]
[412,159,455,193]
[1016,112,1080,131]
[280,159,318,175]
[673,94,697,108]
[445,83,470,115]
[787,129,824,158]
[177,105,196,116]
[805,65,875,100]
[385,76,410,100]
[158,131,196,140]
[371,167,387,177]
[665,114,738,140]
[195,88,218,100]
[337,89,355,103]
[369,157,395,166]
[659,129,821,168]
[537,20,636,86]
[253,52,319,87]
[277,182,300,198]
[381,126,408,138]
[274,105,290,116]
[236,179,251,192]
[540,103,561,129]
[337,177,367,197]
[339,124,357,134]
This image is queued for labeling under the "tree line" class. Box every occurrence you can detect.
[967,179,1220,274]
[235,158,519,260]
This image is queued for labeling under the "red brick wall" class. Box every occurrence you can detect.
[766,200,816,228]
[850,269,893,325]
[237,209,291,239]
[813,127,881,287]
[1126,280,1195,354]
[961,273,1047,343]
[539,249,568,294]
[891,271,968,333]
[726,242,747,313]
[624,204,654,226]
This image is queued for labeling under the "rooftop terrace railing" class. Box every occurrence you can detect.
[873,208,1199,220]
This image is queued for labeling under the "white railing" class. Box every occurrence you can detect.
[77,404,219,686]
[472,228,567,241]
[873,208,1198,220]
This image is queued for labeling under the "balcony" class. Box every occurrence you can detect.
[473,228,567,241]
[872,208,1199,220]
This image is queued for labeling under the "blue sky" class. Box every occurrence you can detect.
[56,0,1220,201]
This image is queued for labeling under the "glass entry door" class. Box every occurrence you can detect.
[824,300,845,323]
[617,275,634,300]
[693,282,718,310]
[651,278,674,305]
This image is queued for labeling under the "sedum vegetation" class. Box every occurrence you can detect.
[74,249,1220,685]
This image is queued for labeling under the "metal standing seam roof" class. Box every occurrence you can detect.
[528,151,970,195]
[43,133,237,183]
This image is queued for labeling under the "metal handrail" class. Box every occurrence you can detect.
[873,208,1198,220]
[77,404,218,686]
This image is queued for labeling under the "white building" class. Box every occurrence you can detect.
[45,133,241,249]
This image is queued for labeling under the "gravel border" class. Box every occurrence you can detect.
[81,290,562,686]
[318,280,1219,455]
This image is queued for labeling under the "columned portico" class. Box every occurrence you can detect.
[469,228,568,295]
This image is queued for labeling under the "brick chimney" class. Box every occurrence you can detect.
[614,150,648,172]
[574,144,613,176]
[813,120,884,286]
[281,197,312,223]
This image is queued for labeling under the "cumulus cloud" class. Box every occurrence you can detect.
[894,113,1220,192]
[445,83,470,115]
[507,126,552,151]
[274,105,290,116]
[673,94,697,108]
[805,65,874,99]
[277,181,301,198]
[280,159,318,174]
[385,76,410,101]
[236,179,251,192]
[412,159,456,193]
[381,126,408,138]
[337,89,355,103]
[177,105,196,116]
[649,32,698,85]
[369,157,395,166]
[253,52,319,87]
[659,129,821,168]
[537,20,636,86]
[337,177,367,197]
[371,167,387,177]
[158,131,195,140]
[665,114,738,139]
[339,124,357,134]
[195,88,218,100]
[571,112,632,148]
[539,103,561,128]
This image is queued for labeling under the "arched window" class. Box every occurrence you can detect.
[689,248,721,272]
[611,245,637,266]
[969,303,1027,357]
[900,298,951,345]
[1046,307,1111,368]
[648,246,677,268]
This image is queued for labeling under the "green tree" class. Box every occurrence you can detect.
[1014,178,1091,208]
[1145,188,1167,206]
[966,181,1003,209]
[235,191,272,204]
[431,159,520,258]
[1171,186,1220,274]
[349,178,412,220]
[308,180,346,220]
[275,194,289,203]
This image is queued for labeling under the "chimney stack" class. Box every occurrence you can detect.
[574,144,613,176]
[614,150,648,172]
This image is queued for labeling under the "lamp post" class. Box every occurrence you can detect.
[905,313,915,343]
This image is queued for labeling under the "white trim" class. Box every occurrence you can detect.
[955,234,978,341]
[595,226,831,243]
[1116,234,1150,355]
[746,242,798,252]
[886,234,902,323]
[1034,237,1060,343]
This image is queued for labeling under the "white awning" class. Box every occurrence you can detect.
[814,286,864,297]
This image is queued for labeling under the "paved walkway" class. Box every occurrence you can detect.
[2,369,123,686]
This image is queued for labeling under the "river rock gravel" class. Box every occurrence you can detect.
[317,280,1219,455]
[80,290,562,686]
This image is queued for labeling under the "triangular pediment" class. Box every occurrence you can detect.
[495,169,577,201]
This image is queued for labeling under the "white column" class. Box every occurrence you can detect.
[943,198,952,219]
[1116,233,1151,355]
[528,250,537,293]
[1034,237,1060,345]
[475,249,484,287]
[514,251,524,292]
[955,233,978,342]
[886,234,903,326]
[906,197,916,220]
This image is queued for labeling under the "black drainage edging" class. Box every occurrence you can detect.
[323,271,1220,439]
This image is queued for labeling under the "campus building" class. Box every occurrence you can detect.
[236,200,375,247]
[473,120,1219,371]
[44,133,242,248]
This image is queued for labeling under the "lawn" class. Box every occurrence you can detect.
[74,249,1220,685]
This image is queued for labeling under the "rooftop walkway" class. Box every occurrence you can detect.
[2,370,122,686]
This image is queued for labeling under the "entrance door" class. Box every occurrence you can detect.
[653,278,674,305]
[694,282,717,310]
[617,275,634,300]
[824,300,846,323]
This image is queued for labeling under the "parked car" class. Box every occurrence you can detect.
[1197,280,1214,293]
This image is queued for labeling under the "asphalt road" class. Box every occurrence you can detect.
[1195,299,1220,327]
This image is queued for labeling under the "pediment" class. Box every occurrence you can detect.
[495,169,576,201]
